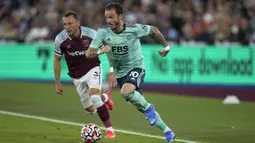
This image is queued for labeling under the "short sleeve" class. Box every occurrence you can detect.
[90,28,97,39]
[54,35,63,56]
[135,24,151,38]
[89,28,104,49]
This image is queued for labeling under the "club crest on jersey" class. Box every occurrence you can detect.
[82,40,90,47]
[67,45,71,49]
[126,33,136,40]
[142,25,148,32]
[106,38,111,41]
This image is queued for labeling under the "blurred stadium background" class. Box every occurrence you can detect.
[1,0,255,44]
[0,0,255,143]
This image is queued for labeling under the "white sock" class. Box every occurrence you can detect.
[102,93,108,102]
[107,126,113,131]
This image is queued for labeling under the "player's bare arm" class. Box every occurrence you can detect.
[86,48,98,58]
[149,26,168,47]
[149,26,170,57]
[86,46,111,58]
[54,55,63,95]
[106,53,117,88]
[106,53,113,68]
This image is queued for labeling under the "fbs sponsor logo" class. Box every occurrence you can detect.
[112,46,129,55]
[67,50,87,56]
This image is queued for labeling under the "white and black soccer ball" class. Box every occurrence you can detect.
[80,123,102,143]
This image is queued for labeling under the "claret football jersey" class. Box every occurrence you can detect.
[54,26,100,79]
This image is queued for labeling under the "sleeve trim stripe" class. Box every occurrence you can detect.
[99,44,104,49]
[54,51,63,56]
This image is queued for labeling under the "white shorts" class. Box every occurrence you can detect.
[72,66,102,108]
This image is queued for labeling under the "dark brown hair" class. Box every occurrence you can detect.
[105,2,123,15]
[63,11,79,20]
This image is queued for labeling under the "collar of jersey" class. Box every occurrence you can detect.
[67,27,83,40]
[112,23,126,34]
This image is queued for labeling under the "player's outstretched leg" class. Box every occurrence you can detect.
[121,86,157,126]
[155,112,176,142]
[137,108,176,142]
[144,104,157,126]
[90,94,116,139]
[101,89,114,110]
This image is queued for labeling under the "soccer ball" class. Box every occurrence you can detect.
[80,123,102,143]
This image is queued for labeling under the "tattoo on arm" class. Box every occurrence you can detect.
[149,26,168,47]
[86,48,98,58]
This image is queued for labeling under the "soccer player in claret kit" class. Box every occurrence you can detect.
[53,11,115,139]
[86,2,176,142]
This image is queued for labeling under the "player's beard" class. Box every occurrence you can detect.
[109,24,116,31]
[110,21,120,32]
[69,27,80,38]
[67,30,73,36]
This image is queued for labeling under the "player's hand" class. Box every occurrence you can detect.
[107,72,117,88]
[55,82,63,95]
[158,48,170,57]
[101,45,111,54]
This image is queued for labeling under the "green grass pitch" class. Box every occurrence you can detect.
[0,81,255,143]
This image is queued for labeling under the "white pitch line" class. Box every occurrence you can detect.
[0,110,199,143]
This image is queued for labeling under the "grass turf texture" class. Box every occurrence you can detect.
[0,114,163,143]
[0,81,255,143]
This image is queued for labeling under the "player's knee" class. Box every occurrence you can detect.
[120,89,127,96]
[90,94,104,108]
[84,103,97,115]
[89,88,101,95]
[120,85,135,96]
[121,87,135,102]
[121,83,136,96]
[122,91,135,102]
[81,98,93,109]
[85,107,97,115]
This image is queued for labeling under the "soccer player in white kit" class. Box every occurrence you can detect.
[54,11,115,139]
